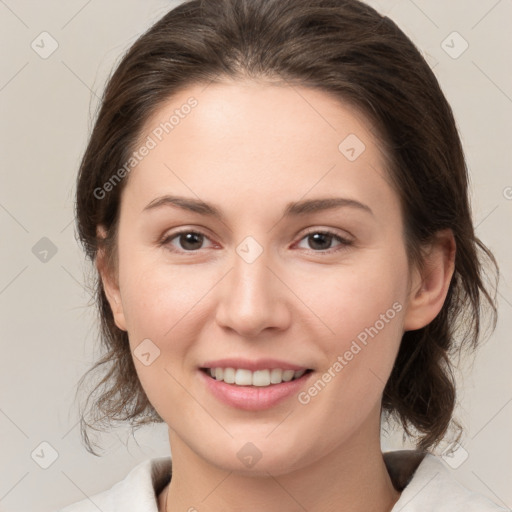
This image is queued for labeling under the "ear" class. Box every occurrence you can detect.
[403,229,456,331]
[96,225,127,332]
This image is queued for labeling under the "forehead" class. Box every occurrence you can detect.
[122,80,394,219]
[142,79,383,154]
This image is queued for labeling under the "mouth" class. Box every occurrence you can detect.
[198,365,315,410]
[200,367,314,387]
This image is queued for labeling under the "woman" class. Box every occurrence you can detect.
[59,0,504,510]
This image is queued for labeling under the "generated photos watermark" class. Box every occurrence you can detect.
[298,301,403,405]
[93,96,198,200]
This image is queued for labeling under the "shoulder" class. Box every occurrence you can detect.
[54,456,172,512]
[386,450,507,512]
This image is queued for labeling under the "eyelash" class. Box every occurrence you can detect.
[159,228,353,255]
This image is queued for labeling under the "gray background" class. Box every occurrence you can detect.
[0,1,511,511]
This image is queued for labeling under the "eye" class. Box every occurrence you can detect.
[161,230,215,252]
[160,228,353,254]
[295,229,352,253]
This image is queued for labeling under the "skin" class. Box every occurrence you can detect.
[97,79,455,512]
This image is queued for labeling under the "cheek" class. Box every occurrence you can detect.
[118,253,219,353]
[300,248,408,397]
[305,255,407,344]
[117,260,215,417]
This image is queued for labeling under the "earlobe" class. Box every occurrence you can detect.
[403,229,456,332]
[96,225,127,332]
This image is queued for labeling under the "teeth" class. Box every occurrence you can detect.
[207,368,307,386]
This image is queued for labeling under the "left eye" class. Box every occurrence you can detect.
[296,230,351,252]
[161,229,351,253]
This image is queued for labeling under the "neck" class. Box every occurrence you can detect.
[161,416,400,512]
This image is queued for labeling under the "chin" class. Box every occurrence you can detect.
[195,436,312,477]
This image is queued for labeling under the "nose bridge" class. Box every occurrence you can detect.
[233,239,271,299]
[215,234,289,336]
[231,235,276,308]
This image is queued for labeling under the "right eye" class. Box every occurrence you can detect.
[160,230,215,253]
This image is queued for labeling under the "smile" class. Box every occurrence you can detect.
[198,367,314,411]
[201,367,313,387]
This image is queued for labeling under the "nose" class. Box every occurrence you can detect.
[214,244,291,338]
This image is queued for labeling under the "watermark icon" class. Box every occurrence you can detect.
[31,441,59,469]
[93,96,198,200]
[441,441,469,469]
[503,186,512,200]
[441,31,469,60]
[31,31,59,59]
[298,301,402,405]
[133,338,161,366]
[338,133,366,161]
[236,236,264,264]
[237,441,263,468]
[32,237,58,263]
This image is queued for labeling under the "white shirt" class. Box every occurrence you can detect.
[56,451,507,511]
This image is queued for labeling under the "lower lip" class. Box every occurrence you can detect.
[199,369,313,411]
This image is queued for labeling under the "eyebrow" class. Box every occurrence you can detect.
[142,194,373,219]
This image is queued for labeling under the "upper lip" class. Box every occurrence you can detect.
[200,358,311,372]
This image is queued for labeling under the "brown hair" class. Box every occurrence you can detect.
[74,0,498,455]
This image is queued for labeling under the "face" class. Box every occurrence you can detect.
[99,80,442,476]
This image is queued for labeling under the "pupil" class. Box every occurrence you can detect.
[181,232,203,250]
[309,233,331,250]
